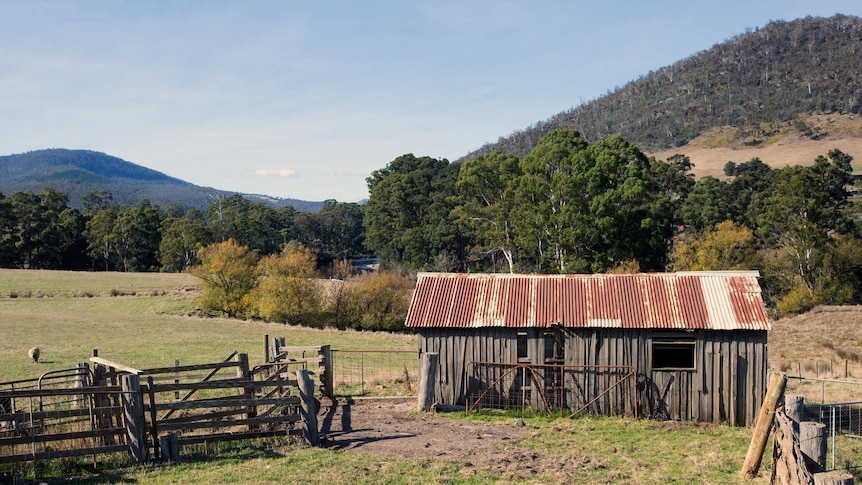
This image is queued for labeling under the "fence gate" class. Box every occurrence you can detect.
[465,362,637,416]
[784,376,862,472]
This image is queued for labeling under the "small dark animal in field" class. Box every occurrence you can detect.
[28,347,40,363]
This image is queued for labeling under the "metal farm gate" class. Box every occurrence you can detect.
[465,362,638,416]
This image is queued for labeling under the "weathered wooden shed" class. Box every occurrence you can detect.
[406,271,771,426]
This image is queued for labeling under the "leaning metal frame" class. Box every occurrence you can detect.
[465,361,638,418]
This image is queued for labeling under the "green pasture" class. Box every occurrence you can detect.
[0,269,415,383]
[0,269,778,484]
[0,269,198,297]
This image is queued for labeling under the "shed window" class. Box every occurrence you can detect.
[517,332,529,362]
[652,333,696,370]
[544,330,564,363]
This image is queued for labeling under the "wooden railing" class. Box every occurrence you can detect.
[0,349,328,465]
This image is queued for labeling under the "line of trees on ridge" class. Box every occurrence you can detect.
[2,129,861,319]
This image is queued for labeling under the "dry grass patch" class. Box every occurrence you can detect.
[769,305,862,380]
[649,113,862,179]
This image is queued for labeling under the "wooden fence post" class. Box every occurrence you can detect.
[320,345,333,399]
[264,334,270,364]
[146,376,160,462]
[297,369,319,446]
[418,352,439,412]
[786,394,805,425]
[801,421,827,470]
[741,371,786,479]
[771,410,815,485]
[92,364,115,445]
[121,374,148,463]
[234,353,257,430]
[160,433,180,463]
[813,470,855,485]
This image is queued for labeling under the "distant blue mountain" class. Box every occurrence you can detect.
[0,149,323,212]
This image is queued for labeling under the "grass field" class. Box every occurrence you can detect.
[4,414,768,484]
[6,269,859,483]
[0,269,415,383]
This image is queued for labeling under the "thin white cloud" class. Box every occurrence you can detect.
[254,168,298,178]
[330,169,367,178]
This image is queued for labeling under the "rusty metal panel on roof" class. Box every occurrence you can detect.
[674,276,709,329]
[405,271,770,331]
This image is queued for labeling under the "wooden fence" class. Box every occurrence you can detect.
[0,346,332,465]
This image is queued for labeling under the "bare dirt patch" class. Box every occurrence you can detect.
[318,397,600,480]
[320,398,525,461]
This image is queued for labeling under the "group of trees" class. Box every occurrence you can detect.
[364,129,862,314]
[3,127,861,320]
[671,150,862,313]
[190,239,411,331]
[365,130,692,275]
[0,191,367,273]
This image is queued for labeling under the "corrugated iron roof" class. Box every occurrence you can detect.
[405,271,771,331]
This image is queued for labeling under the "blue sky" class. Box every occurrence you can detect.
[2,1,861,203]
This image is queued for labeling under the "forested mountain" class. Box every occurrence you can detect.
[460,15,862,162]
[0,149,322,212]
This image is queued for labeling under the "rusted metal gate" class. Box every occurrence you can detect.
[466,361,638,416]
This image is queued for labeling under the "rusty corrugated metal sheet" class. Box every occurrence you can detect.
[404,271,771,331]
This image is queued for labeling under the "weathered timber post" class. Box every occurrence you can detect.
[234,353,257,430]
[771,411,815,485]
[418,352,439,412]
[320,345,333,399]
[264,334,270,364]
[813,470,855,485]
[741,372,786,479]
[146,376,160,462]
[800,421,827,470]
[74,362,89,409]
[92,364,115,445]
[297,369,319,446]
[786,394,805,425]
[160,433,180,463]
[121,374,148,463]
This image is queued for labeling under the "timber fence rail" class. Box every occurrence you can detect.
[0,350,325,467]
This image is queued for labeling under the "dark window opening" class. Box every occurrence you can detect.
[652,333,696,370]
[517,332,529,362]
[544,330,564,363]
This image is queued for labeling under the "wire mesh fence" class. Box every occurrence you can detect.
[330,350,417,397]
[784,376,862,472]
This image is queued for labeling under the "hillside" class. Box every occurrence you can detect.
[0,149,323,212]
[652,114,862,177]
[460,15,862,170]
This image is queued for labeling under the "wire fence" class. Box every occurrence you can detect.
[329,350,417,397]
[785,376,862,472]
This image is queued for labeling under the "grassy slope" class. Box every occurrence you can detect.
[649,114,862,177]
[769,305,862,380]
